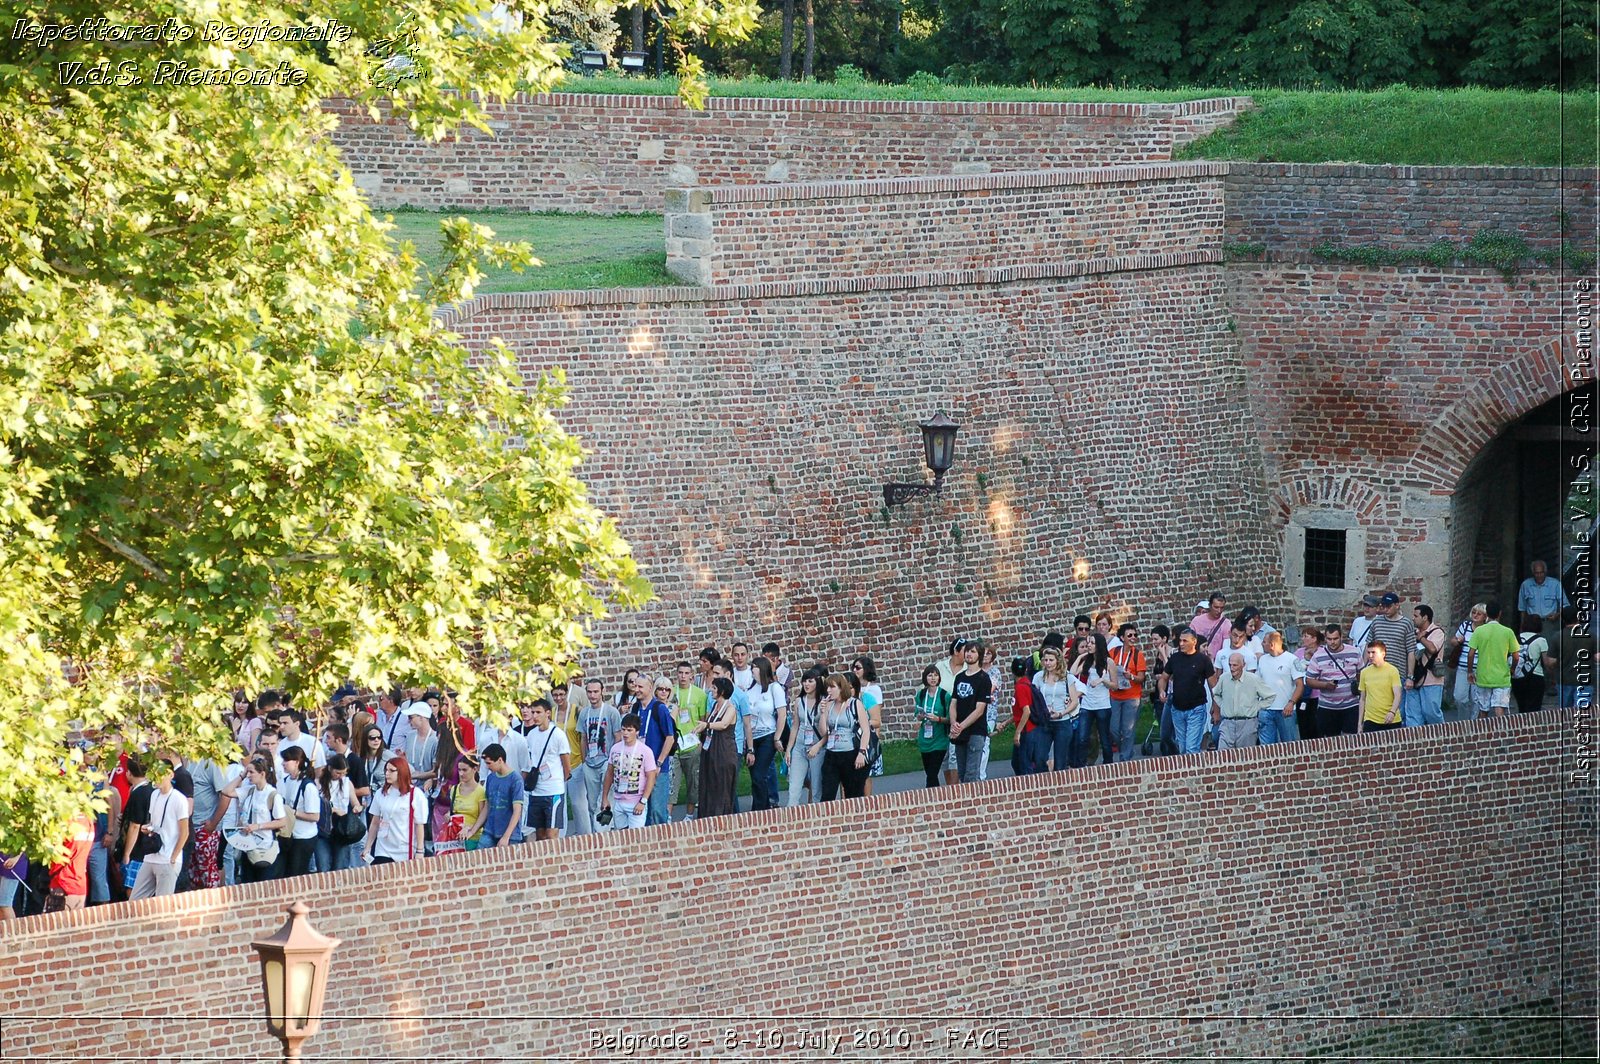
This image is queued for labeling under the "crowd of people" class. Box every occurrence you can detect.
[2,561,1587,918]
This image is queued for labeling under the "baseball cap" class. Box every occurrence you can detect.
[403,704,431,718]
[949,637,968,654]
[1379,592,1400,605]
[1360,594,1381,607]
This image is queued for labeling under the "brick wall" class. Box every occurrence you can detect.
[1225,163,1598,258]
[324,93,1252,214]
[436,262,1287,721]
[665,163,1226,286]
[1227,263,1572,625]
[2,714,1591,1061]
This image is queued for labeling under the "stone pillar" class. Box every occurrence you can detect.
[663,188,713,286]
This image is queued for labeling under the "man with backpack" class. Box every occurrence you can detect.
[1467,601,1520,718]
[1404,604,1447,727]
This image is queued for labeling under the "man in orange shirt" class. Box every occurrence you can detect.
[1109,622,1147,761]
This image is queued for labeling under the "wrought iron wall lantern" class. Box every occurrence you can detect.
[882,411,959,507]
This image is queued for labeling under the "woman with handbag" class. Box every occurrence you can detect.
[230,755,287,884]
[695,677,740,819]
[851,657,885,795]
[315,753,364,873]
[278,747,321,878]
[363,755,428,866]
[817,673,871,801]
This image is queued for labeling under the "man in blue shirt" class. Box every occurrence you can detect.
[1518,559,1569,643]
[481,744,524,847]
[625,673,677,826]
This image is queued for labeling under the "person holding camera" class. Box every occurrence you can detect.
[1306,622,1363,736]
[126,759,191,900]
[522,699,571,842]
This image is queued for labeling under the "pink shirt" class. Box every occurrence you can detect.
[1190,611,1233,659]
[607,740,657,802]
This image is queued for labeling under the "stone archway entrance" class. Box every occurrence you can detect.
[1450,382,1596,621]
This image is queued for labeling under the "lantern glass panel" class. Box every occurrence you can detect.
[289,961,317,1029]
[263,958,286,1035]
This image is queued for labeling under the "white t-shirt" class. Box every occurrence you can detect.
[144,788,192,866]
[325,775,356,816]
[278,733,327,769]
[1350,615,1375,650]
[1257,651,1306,714]
[368,787,428,861]
[478,725,528,783]
[1215,645,1260,675]
[281,775,323,841]
[217,762,247,832]
[732,666,755,692]
[746,684,787,738]
[526,725,572,797]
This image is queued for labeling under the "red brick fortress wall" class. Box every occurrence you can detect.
[438,260,1288,719]
[665,163,1226,287]
[323,94,1252,214]
[1224,163,1598,257]
[1,714,1591,1061]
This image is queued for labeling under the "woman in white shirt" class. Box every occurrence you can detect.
[229,755,286,885]
[746,658,787,811]
[1032,646,1079,772]
[1071,634,1119,766]
[362,755,428,865]
[277,747,322,878]
[315,753,363,873]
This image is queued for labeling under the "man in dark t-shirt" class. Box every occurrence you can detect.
[948,642,992,785]
[1161,631,1214,756]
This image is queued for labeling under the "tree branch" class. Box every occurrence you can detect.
[85,529,168,581]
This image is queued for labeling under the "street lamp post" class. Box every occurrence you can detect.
[251,901,340,1062]
[883,411,960,507]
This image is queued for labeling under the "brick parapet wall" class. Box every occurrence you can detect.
[440,263,1289,718]
[1224,162,1598,259]
[2,713,1591,1061]
[663,163,1227,286]
[324,94,1252,214]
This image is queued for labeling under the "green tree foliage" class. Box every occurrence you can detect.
[0,0,753,858]
[921,0,1594,88]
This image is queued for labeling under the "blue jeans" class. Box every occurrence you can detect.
[1172,705,1206,754]
[1259,708,1299,744]
[647,759,672,826]
[1402,684,1444,726]
[1560,685,1593,710]
[750,734,778,811]
[1110,698,1140,761]
[1043,717,1080,770]
[87,843,110,904]
[314,837,363,874]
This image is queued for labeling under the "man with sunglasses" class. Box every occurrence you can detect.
[1109,622,1146,761]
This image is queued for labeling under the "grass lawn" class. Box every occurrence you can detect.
[385,208,672,293]
[561,75,1593,166]
[1178,86,1596,167]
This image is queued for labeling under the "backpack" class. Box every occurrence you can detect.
[1513,634,1542,679]
[1027,681,1052,729]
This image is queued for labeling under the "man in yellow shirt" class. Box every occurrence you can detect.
[1358,640,1403,734]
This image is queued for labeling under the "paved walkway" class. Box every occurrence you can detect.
[690,699,1484,815]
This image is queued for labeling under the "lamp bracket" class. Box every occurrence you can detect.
[882,469,946,507]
